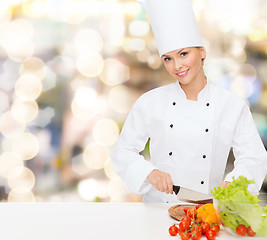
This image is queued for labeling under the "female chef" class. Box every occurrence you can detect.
[111,0,267,202]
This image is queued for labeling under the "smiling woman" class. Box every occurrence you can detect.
[111,0,267,203]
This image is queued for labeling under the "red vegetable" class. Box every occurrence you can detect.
[202,222,211,235]
[168,225,178,236]
[236,224,247,236]
[179,219,190,231]
[205,229,217,240]
[179,232,191,240]
[247,226,256,237]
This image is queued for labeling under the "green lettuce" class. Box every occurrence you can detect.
[211,176,266,236]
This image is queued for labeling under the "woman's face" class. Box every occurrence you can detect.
[162,47,206,86]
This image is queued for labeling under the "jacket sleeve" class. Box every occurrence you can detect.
[111,96,157,194]
[224,101,267,192]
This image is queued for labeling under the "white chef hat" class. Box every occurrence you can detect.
[145,0,203,57]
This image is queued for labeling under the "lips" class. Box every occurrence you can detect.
[176,69,189,77]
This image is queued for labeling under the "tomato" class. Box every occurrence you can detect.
[236,224,247,236]
[210,224,220,234]
[247,226,256,237]
[202,222,211,235]
[195,217,203,225]
[179,232,191,240]
[192,224,202,233]
[191,230,202,240]
[183,207,190,214]
[179,220,190,231]
[181,216,191,225]
[187,208,197,219]
[205,230,217,240]
[168,225,178,236]
[195,204,203,210]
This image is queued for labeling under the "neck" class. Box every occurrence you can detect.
[180,71,207,101]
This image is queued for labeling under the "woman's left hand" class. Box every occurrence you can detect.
[219,181,230,187]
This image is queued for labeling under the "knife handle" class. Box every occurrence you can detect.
[173,185,180,195]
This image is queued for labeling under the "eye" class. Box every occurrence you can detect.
[163,57,171,62]
[181,52,188,57]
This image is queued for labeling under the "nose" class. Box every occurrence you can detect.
[174,60,183,71]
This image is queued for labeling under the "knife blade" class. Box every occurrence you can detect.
[173,185,213,204]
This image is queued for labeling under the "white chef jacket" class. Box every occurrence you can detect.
[111,81,267,202]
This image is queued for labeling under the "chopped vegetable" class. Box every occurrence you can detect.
[211,176,266,236]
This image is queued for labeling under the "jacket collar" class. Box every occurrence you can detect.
[175,80,209,102]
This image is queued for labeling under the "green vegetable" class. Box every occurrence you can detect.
[211,176,266,236]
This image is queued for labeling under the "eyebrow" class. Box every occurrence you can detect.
[161,48,186,58]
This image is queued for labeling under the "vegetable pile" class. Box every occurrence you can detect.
[211,176,267,237]
[168,204,221,240]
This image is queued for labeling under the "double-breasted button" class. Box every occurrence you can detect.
[170,124,173,128]
[169,152,172,156]
[201,181,204,184]
[203,155,206,159]
[205,129,209,132]
[206,103,210,107]
[172,102,176,105]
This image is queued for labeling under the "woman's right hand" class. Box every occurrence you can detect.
[147,169,173,194]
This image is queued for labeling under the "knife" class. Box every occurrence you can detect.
[173,185,213,204]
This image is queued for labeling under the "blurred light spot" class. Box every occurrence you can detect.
[0,19,34,62]
[92,118,119,146]
[0,90,9,113]
[15,73,42,100]
[260,89,267,108]
[6,39,34,62]
[33,107,55,128]
[23,0,45,18]
[99,14,125,47]
[228,36,246,57]
[71,87,108,121]
[238,64,257,81]
[124,38,146,52]
[74,87,97,110]
[136,49,150,63]
[248,29,266,42]
[0,4,12,23]
[77,178,98,201]
[8,167,35,193]
[0,152,24,178]
[148,54,162,69]
[8,190,35,202]
[11,99,39,123]
[76,52,104,77]
[0,59,20,91]
[109,85,133,113]
[20,57,47,80]
[42,68,57,92]
[71,154,93,176]
[83,143,109,170]
[12,132,40,160]
[129,20,149,37]
[108,178,130,201]
[0,111,25,138]
[99,58,129,86]
[104,160,119,180]
[0,19,34,48]
[74,29,103,54]
[231,76,254,99]
[124,1,142,16]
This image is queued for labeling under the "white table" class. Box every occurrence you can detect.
[0,202,262,240]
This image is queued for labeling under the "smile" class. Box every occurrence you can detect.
[176,69,189,77]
